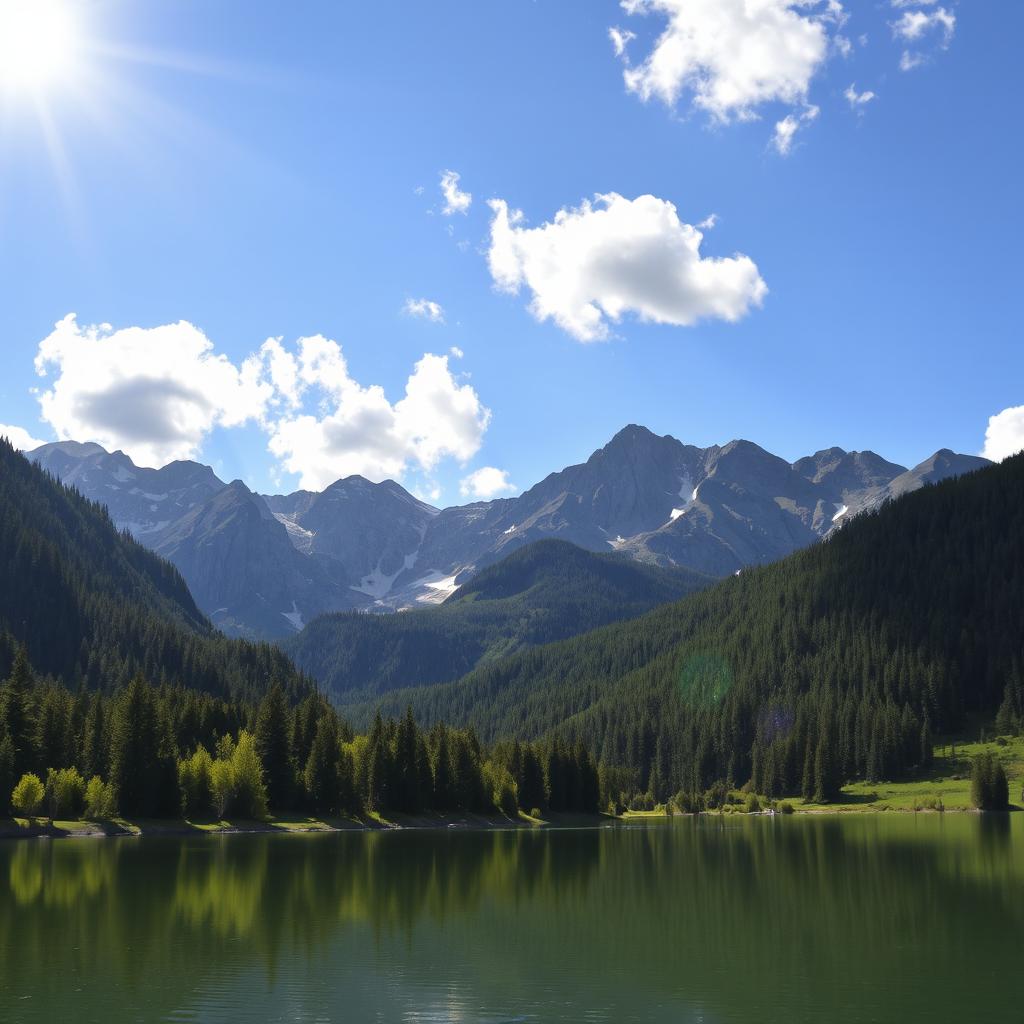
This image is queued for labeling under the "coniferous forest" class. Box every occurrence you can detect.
[0,440,598,820]
[356,453,1024,805]
[2,439,1022,818]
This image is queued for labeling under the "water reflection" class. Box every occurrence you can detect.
[0,816,1021,1023]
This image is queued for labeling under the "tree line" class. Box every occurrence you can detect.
[0,649,599,820]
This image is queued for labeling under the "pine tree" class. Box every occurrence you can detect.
[1,647,36,780]
[813,733,840,804]
[254,682,294,810]
[304,714,341,815]
[109,676,176,818]
[430,723,454,809]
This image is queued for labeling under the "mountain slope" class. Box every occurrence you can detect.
[285,539,713,703]
[356,455,1023,798]
[152,480,350,640]
[0,440,307,701]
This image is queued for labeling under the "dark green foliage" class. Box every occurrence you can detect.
[356,455,1024,803]
[0,440,309,703]
[285,540,711,703]
[970,753,1010,811]
[108,678,178,818]
[303,714,344,814]
[254,683,294,809]
[0,647,36,780]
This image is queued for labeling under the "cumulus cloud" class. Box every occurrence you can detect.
[772,103,819,155]
[33,315,271,467]
[460,466,517,500]
[262,338,490,490]
[615,0,831,122]
[440,169,472,215]
[0,423,47,451]
[982,406,1024,463]
[404,298,446,323]
[844,83,876,109]
[30,316,494,492]
[487,192,766,342]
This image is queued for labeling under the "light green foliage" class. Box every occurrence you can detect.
[84,775,117,819]
[178,745,214,819]
[744,792,761,814]
[45,767,86,819]
[210,758,234,819]
[12,772,44,817]
[231,731,268,820]
[483,761,518,817]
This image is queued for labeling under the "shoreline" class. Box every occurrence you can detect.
[0,809,613,842]
[5,803,1017,842]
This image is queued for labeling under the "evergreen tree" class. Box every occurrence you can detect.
[109,676,175,818]
[1,647,36,780]
[304,714,341,815]
[253,682,294,810]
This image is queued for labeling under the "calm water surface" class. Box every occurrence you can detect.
[1,814,1021,1023]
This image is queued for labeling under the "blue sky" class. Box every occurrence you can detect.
[0,0,1021,503]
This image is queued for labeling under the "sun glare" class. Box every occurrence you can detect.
[0,0,77,93]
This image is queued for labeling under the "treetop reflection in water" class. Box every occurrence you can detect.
[1,815,1022,1023]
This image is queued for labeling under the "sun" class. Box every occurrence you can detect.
[0,0,77,93]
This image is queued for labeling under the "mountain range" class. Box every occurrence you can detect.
[27,426,989,640]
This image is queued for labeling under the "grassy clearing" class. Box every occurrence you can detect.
[797,733,1024,814]
[621,733,1024,818]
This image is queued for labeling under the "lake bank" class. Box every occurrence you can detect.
[0,809,611,841]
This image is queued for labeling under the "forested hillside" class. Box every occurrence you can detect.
[285,540,711,702]
[0,441,306,702]
[357,455,1024,802]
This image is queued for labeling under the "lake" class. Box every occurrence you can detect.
[1,814,1021,1023]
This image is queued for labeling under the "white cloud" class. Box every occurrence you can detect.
[487,192,766,342]
[616,0,832,122]
[460,466,517,500]
[892,7,955,41]
[262,339,491,490]
[449,346,464,359]
[0,423,47,451]
[609,26,636,57]
[697,212,718,230]
[404,298,446,323]
[772,103,819,155]
[440,169,472,216]
[844,83,876,109]
[982,406,1024,463]
[33,314,271,467]
[30,316,494,492]
[892,5,955,70]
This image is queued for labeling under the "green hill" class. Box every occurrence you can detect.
[0,440,306,702]
[353,455,1024,801]
[285,539,712,703]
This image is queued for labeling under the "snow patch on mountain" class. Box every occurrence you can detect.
[281,602,304,631]
[411,569,463,604]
